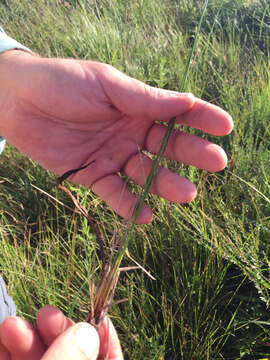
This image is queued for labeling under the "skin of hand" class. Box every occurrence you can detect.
[0,305,123,360]
[0,50,233,223]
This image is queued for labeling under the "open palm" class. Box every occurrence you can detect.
[0,51,233,222]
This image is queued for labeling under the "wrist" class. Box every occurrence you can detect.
[0,50,36,138]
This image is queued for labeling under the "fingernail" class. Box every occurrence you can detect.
[72,323,99,359]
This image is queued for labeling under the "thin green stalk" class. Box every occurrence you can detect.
[118,0,209,260]
[133,0,209,224]
[103,1,210,292]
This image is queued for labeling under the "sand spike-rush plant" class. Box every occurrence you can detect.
[110,0,210,286]
[55,0,210,331]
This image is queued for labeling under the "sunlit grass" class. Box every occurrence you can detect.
[0,0,270,358]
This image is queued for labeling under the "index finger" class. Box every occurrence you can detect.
[98,317,123,360]
[175,98,233,136]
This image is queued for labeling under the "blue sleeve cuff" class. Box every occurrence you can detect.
[0,26,31,54]
[0,137,6,154]
[0,275,16,324]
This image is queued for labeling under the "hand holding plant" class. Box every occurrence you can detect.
[0,50,233,223]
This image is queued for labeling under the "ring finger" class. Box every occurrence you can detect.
[123,153,197,203]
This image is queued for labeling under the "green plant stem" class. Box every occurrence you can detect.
[117,0,209,260]
[92,0,210,320]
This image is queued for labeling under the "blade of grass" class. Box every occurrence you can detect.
[227,170,270,204]
[133,0,209,224]
[90,3,212,323]
[113,0,210,270]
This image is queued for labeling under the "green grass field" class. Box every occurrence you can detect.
[0,0,270,358]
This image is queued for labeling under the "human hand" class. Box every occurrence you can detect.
[0,51,233,223]
[0,305,123,360]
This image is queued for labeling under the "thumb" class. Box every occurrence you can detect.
[41,323,99,360]
[96,63,195,120]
